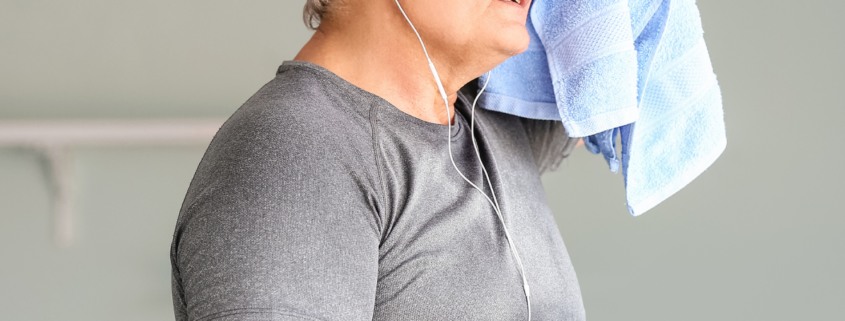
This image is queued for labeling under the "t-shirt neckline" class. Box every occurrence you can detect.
[278,60,470,140]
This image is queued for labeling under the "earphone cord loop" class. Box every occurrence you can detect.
[393,1,531,320]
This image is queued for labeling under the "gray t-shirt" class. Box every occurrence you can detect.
[170,61,586,321]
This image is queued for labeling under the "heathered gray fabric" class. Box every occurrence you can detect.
[170,60,585,321]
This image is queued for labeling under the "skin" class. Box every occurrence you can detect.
[294,0,532,125]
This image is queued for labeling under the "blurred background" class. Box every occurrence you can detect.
[0,0,842,320]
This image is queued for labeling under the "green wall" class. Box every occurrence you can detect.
[1,0,842,320]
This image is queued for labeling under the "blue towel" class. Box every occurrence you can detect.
[478,0,726,216]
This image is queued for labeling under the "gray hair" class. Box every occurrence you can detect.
[303,0,333,30]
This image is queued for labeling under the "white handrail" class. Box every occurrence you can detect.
[0,118,226,247]
[0,119,225,146]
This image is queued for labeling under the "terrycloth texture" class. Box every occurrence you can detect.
[479,0,726,216]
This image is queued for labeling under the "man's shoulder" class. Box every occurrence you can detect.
[221,63,375,146]
[191,64,379,184]
[240,62,373,124]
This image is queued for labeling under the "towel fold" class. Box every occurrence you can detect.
[479,0,726,216]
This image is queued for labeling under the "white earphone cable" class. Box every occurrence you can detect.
[393,1,531,319]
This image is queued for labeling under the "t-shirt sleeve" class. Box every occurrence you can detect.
[170,100,383,321]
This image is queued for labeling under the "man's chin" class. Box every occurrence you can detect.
[498,32,531,57]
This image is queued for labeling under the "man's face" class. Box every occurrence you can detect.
[398,0,532,64]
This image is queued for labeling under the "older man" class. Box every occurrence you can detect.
[170,0,585,320]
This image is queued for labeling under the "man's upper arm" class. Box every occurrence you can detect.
[519,117,581,174]
[173,181,380,321]
[171,100,382,321]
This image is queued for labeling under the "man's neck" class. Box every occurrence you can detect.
[293,6,475,125]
